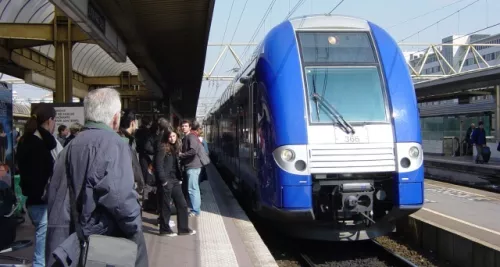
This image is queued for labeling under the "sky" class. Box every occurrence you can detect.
[196,0,500,117]
[6,0,500,117]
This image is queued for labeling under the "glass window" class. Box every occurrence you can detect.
[305,67,387,123]
[297,32,376,64]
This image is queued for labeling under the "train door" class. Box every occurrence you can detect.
[249,79,264,210]
[234,107,240,182]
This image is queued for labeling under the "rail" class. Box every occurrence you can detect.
[296,240,418,267]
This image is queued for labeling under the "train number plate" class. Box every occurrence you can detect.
[334,128,368,144]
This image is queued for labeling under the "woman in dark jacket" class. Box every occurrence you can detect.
[17,104,57,267]
[154,130,195,237]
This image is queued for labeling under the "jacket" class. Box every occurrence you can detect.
[180,132,203,169]
[154,148,182,186]
[471,128,487,145]
[45,121,143,267]
[119,129,145,192]
[17,127,57,206]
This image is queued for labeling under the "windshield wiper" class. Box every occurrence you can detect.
[311,93,356,135]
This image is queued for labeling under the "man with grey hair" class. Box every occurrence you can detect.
[44,88,148,267]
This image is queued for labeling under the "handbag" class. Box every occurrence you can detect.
[65,145,138,267]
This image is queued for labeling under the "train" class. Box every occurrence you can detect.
[203,14,424,241]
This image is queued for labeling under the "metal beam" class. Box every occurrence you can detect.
[24,70,88,99]
[84,75,141,85]
[202,43,500,82]
[0,22,92,47]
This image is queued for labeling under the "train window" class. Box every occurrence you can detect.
[305,66,387,123]
[297,32,376,64]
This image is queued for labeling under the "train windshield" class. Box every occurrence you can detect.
[297,32,388,123]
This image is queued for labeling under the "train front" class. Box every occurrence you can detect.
[260,15,424,241]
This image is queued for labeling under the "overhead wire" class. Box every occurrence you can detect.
[211,0,237,77]
[209,0,250,98]
[236,0,278,68]
[284,0,306,20]
[239,0,305,65]
[388,0,466,29]
[399,0,479,42]
[328,0,345,15]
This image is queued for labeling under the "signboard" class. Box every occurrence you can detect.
[31,103,85,139]
[0,82,14,177]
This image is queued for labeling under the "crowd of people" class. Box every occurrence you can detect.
[14,87,210,267]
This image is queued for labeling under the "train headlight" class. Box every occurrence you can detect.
[280,149,295,162]
[409,146,420,158]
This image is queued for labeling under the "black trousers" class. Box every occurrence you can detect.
[159,182,190,233]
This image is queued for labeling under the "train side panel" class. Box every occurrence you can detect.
[369,22,424,208]
[256,20,311,209]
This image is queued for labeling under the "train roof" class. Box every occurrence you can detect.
[288,14,370,31]
[204,14,374,121]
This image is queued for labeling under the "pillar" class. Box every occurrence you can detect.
[496,85,500,141]
[53,9,73,103]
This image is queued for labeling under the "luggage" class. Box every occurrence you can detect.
[142,185,158,213]
[482,146,491,163]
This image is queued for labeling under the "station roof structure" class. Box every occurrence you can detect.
[0,0,215,118]
[93,0,215,117]
[415,65,500,100]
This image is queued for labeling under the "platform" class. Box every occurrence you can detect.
[424,154,500,191]
[143,164,278,267]
[2,164,278,267]
[425,154,500,169]
[415,179,500,249]
[397,179,500,266]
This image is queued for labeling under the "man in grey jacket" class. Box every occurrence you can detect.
[44,88,148,267]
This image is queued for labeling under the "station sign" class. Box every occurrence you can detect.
[31,103,85,140]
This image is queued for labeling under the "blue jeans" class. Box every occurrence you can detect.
[186,168,201,215]
[27,205,47,267]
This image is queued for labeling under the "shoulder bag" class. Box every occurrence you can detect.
[65,145,138,267]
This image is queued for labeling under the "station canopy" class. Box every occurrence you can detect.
[0,0,215,117]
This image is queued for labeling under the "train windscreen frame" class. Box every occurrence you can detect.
[296,31,390,124]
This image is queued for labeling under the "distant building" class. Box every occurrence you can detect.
[406,33,500,79]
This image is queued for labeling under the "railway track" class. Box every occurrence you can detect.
[214,162,421,267]
[296,239,418,267]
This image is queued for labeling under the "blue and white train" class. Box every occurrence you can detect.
[203,14,424,241]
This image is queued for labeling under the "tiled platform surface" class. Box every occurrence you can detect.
[144,164,278,267]
[2,164,278,267]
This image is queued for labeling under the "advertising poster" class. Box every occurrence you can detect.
[0,82,14,181]
[31,103,84,140]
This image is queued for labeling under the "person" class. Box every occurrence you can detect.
[17,104,59,267]
[44,88,148,267]
[56,125,68,145]
[135,117,153,185]
[471,121,487,164]
[194,125,209,184]
[118,109,145,194]
[464,123,475,156]
[63,122,83,147]
[155,130,196,236]
[179,120,203,217]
